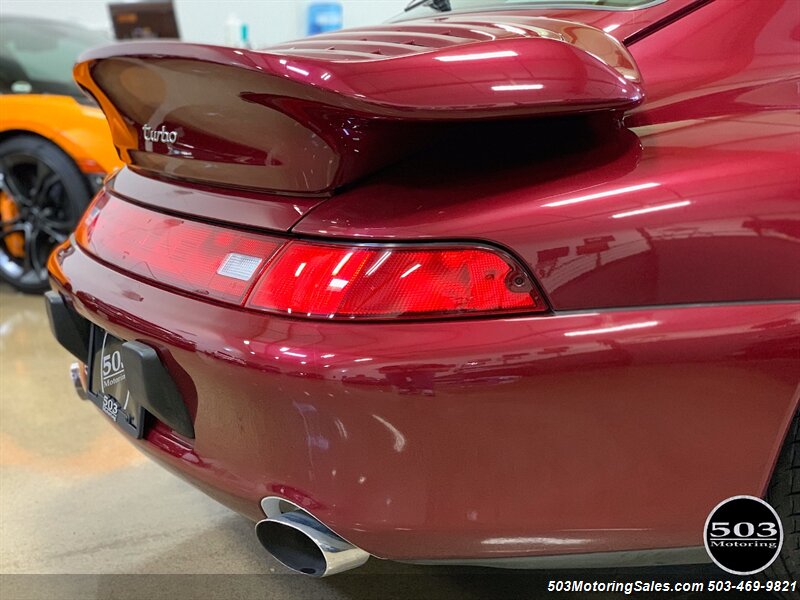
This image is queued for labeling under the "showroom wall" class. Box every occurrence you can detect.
[0,0,409,46]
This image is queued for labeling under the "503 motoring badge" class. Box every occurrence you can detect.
[704,495,784,575]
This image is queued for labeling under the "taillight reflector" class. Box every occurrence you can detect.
[76,194,280,303]
[246,241,544,319]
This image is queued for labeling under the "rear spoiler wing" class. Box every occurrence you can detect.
[75,19,644,194]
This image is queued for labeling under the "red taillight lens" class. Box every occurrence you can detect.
[76,194,280,303]
[75,195,546,319]
[246,241,545,319]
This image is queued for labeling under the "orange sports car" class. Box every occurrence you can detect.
[0,16,120,292]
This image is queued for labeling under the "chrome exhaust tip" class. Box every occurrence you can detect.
[255,498,369,577]
[70,362,88,400]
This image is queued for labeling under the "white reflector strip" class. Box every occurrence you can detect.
[217,253,262,281]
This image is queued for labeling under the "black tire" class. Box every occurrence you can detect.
[0,134,91,293]
[759,409,799,597]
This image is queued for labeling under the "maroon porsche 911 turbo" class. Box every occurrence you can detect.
[45,0,798,580]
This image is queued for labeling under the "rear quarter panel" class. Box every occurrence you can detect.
[293,0,800,311]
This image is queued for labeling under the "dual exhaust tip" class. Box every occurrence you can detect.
[255,497,370,577]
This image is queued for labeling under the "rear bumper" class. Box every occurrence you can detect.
[50,241,800,561]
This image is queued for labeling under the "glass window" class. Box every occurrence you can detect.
[0,18,109,96]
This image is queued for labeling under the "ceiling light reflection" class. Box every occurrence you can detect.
[543,182,660,208]
[469,29,496,39]
[365,251,392,276]
[286,64,310,76]
[491,84,544,91]
[435,50,518,62]
[332,252,353,276]
[494,23,527,35]
[372,414,406,452]
[481,536,590,546]
[611,200,691,219]
[564,321,659,337]
[400,264,421,278]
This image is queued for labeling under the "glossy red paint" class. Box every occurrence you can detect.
[49,0,800,565]
[75,17,642,194]
[110,167,323,231]
[51,244,800,559]
[295,0,800,309]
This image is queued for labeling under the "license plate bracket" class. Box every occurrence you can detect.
[87,326,145,438]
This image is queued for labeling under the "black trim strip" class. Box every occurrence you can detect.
[625,0,715,46]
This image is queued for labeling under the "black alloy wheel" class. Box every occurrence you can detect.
[0,135,91,293]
